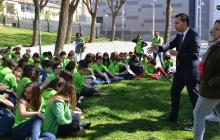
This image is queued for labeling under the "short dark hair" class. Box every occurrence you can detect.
[175,13,189,26]
[150,59,157,66]
[214,19,220,24]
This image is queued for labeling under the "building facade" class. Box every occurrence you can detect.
[97,0,220,41]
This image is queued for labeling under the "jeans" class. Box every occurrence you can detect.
[0,108,15,136]
[12,116,56,140]
[193,96,220,140]
[153,52,164,66]
[80,87,98,97]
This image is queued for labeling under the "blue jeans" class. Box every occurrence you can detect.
[0,108,15,136]
[12,116,56,140]
[153,52,164,66]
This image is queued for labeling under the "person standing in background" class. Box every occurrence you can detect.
[152,31,164,66]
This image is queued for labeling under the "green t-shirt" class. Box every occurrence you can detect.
[13,97,45,128]
[46,73,57,80]
[0,67,12,82]
[5,51,12,60]
[163,60,174,70]
[135,40,143,53]
[28,58,35,65]
[141,59,148,66]
[108,62,122,74]
[42,100,72,135]
[41,88,57,113]
[144,64,156,75]
[73,72,86,93]
[91,63,107,72]
[1,73,17,90]
[11,53,21,61]
[152,36,163,45]
[16,77,32,96]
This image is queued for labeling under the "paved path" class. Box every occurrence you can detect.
[21,41,208,59]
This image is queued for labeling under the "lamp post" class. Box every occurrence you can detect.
[121,5,125,41]
[104,14,108,38]
[151,0,157,38]
[38,2,41,55]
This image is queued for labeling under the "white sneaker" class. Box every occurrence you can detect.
[205,112,220,122]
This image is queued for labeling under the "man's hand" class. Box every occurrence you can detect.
[169,50,178,56]
[147,44,159,54]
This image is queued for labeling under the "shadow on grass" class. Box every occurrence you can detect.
[79,80,220,140]
[86,118,186,140]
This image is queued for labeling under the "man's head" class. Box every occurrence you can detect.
[174,13,189,32]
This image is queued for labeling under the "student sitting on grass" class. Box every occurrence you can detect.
[2,66,23,91]
[12,82,56,140]
[40,60,53,82]
[0,60,18,82]
[108,55,130,80]
[59,51,67,70]
[17,65,38,96]
[103,52,111,67]
[128,54,144,77]
[46,63,62,81]
[0,85,16,137]
[42,82,86,138]
[41,77,66,113]
[162,54,175,74]
[144,59,168,80]
[141,54,149,66]
[92,56,118,83]
[81,59,102,85]
[64,50,77,68]
[73,60,100,98]
[11,47,21,62]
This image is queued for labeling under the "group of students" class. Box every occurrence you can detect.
[0,45,175,140]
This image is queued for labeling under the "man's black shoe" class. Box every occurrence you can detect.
[160,117,178,124]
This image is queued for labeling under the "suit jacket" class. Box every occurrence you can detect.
[158,28,201,78]
[200,43,220,99]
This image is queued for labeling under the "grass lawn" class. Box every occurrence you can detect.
[60,80,220,140]
[0,26,109,48]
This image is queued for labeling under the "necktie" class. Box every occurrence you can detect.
[179,33,184,51]
[177,33,184,67]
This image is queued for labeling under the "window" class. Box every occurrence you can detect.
[172,3,183,8]
[20,2,33,12]
[126,1,138,5]
[96,17,103,23]
[216,5,220,11]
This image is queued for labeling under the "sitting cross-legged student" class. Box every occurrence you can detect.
[40,60,53,82]
[12,82,56,140]
[46,63,62,81]
[0,85,16,137]
[42,82,87,138]
[162,54,175,74]
[92,56,118,83]
[108,55,132,80]
[73,60,100,98]
[128,54,144,77]
[144,59,168,80]
[83,59,102,85]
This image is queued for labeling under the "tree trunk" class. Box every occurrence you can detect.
[54,0,70,55]
[111,15,116,41]
[65,9,74,44]
[32,3,40,47]
[89,15,96,43]
[164,0,171,44]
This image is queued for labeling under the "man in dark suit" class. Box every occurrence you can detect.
[148,13,201,124]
